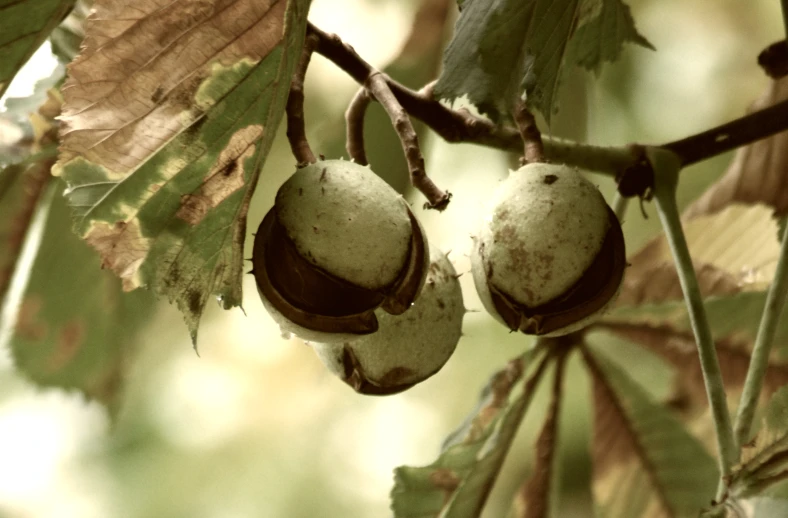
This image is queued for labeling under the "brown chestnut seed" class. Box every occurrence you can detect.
[471,163,626,337]
[310,246,465,395]
[252,160,429,343]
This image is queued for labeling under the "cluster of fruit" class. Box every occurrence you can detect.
[252,159,625,395]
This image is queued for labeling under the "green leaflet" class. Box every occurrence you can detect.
[0,0,74,99]
[434,0,652,123]
[602,291,788,360]
[391,349,547,518]
[0,179,155,416]
[55,0,312,343]
[583,344,718,518]
[730,386,788,499]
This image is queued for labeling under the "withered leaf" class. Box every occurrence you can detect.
[55,0,312,342]
[582,344,717,518]
[391,349,549,518]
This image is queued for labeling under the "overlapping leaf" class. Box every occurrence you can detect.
[1,180,155,415]
[582,344,718,517]
[55,0,311,342]
[434,0,652,123]
[391,350,548,518]
[510,354,567,518]
[729,386,788,499]
[0,0,74,99]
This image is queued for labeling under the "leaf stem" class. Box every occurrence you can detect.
[647,147,737,482]
[733,219,788,447]
[611,193,629,221]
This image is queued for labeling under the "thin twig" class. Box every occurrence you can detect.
[286,32,319,166]
[365,73,451,210]
[344,87,371,165]
[308,22,788,177]
[513,101,545,164]
[733,223,788,447]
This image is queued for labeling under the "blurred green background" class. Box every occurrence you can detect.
[0,0,784,516]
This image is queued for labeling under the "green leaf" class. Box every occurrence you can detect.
[391,349,549,518]
[0,179,156,415]
[510,353,568,518]
[729,386,788,499]
[55,0,312,343]
[49,0,89,64]
[582,344,718,518]
[603,291,788,359]
[0,0,74,99]
[434,0,652,123]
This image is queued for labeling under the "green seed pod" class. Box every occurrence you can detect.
[252,159,429,342]
[310,246,464,395]
[471,163,625,336]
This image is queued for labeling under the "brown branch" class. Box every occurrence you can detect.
[344,87,371,165]
[513,101,545,165]
[286,32,319,166]
[366,73,451,210]
[662,98,788,167]
[308,22,788,176]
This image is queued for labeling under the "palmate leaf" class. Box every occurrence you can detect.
[391,349,549,518]
[55,0,312,343]
[0,0,74,99]
[582,344,718,518]
[0,180,155,415]
[434,0,652,123]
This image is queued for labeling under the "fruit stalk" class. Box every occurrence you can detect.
[285,31,319,165]
[513,100,544,164]
[364,73,451,210]
[345,87,371,165]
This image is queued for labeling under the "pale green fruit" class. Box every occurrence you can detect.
[471,162,625,336]
[310,246,464,395]
[252,160,429,343]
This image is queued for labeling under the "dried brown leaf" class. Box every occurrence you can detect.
[618,204,780,306]
[683,78,788,218]
[582,345,718,517]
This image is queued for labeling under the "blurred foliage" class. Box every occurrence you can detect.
[0,0,786,517]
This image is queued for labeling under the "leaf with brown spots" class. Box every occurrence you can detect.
[391,349,548,518]
[54,0,312,343]
[1,181,155,416]
[683,78,788,219]
[582,344,717,518]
